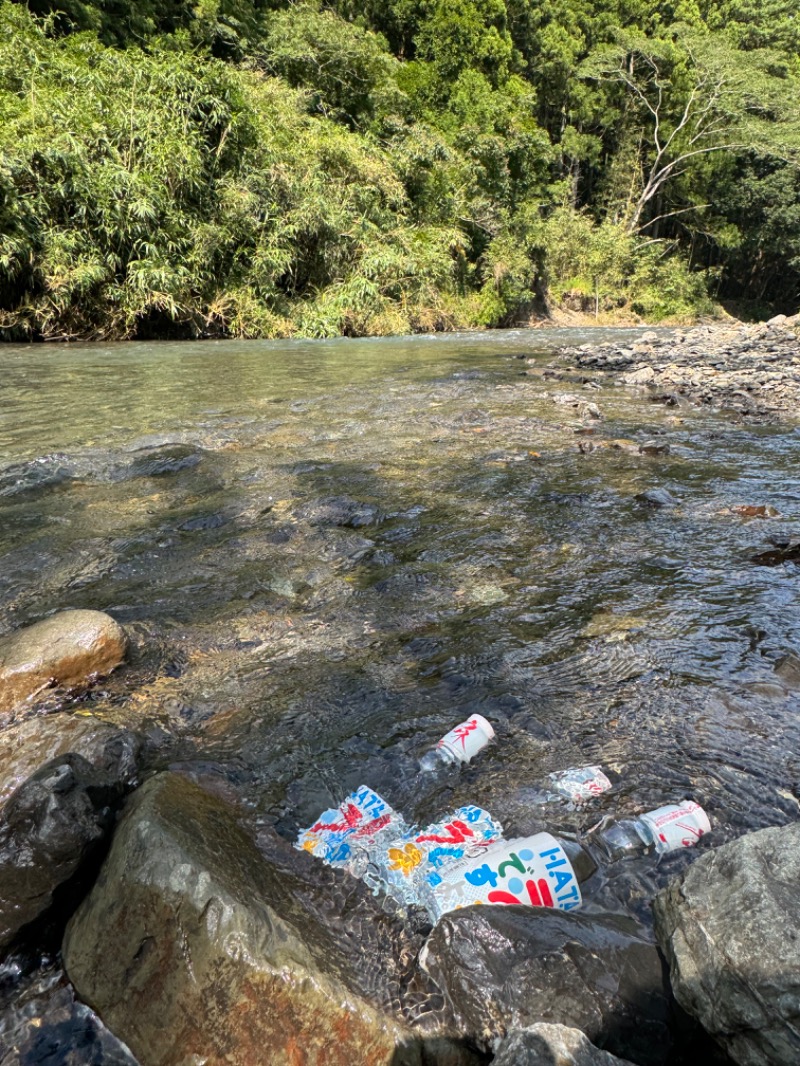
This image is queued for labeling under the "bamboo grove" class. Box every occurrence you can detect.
[1,0,798,340]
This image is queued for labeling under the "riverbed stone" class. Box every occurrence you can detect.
[653,823,800,1066]
[556,320,800,420]
[419,906,673,1065]
[636,488,677,508]
[492,1024,636,1066]
[0,715,139,952]
[0,963,138,1066]
[0,610,128,713]
[0,714,139,812]
[773,652,800,688]
[63,773,474,1066]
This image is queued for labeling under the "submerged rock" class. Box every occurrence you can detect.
[0,715,138,952]
[0,715,139,812]
[774,651,800,688]
[64,773,476,1066]
[636,488,677,509]
[751,541,800,566]
[294,495,384,529]
[654,824,800,1066]
[493,1024,635,1066]
[124,443,203,479]
[730,504,780,519]
[638,441,670,457]
[0,610,128,713]
[419,906,673,1065]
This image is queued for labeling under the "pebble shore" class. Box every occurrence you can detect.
[553,314,800,419]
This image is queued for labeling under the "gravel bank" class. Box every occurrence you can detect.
[551,315,800,419]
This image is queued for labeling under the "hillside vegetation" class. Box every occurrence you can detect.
[1,0,798,340]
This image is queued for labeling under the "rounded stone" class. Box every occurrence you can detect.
[0,610,128,713]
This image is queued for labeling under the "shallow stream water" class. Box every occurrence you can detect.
[1,328,799,1059]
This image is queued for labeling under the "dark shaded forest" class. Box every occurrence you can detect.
[1,0,798,340]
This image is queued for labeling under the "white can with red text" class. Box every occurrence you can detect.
[423,831,582,923]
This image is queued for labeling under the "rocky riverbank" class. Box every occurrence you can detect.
[2,598,799,1066]
[3,333,800,1066]
[551,316,800,419]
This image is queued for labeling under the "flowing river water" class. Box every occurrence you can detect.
[1,328,800,1061]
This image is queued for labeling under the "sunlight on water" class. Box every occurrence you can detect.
[2,328,800,930]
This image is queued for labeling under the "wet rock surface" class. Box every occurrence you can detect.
[419,906,673,1066]
[64,773,478,1066]
[0,962,137,1065]
[0,611,128,713]
[554,318,800,419]
[0,715,139,812]
[0,755,130,952]
[0,714,139,952]
[654,823,800,1066]
[492,1024,635,1066]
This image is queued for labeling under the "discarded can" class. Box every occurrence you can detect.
[594,800,711,860]
[547,765,612,803]
[420,714,496,771]
[422,831,582,922]
[295,785,408,867]
[641,801,712,854]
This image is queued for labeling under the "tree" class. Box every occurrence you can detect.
[582,30,800,233]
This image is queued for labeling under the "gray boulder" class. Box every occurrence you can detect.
[0,716,139,951]
[0,714,138,811]
[493,1024,635,1066]
[654,823,800,1066]
[0,610,128,712]
[419,906,673,1065]
[64,773,476,1066]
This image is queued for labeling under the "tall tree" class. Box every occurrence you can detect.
[582,30,800,233]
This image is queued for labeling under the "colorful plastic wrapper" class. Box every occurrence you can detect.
[547,765,612,803]
[295,785,408,868]
[640,800,711,854]
[423,831,582,923]
[436,714,495,764]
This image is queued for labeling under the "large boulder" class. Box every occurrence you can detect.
[654,824,800,1066]
[0,610,128,712]
[419,906,673,1066]
[0,714,139,952]
[493,1024,635,1066]
[63,773,476,1066]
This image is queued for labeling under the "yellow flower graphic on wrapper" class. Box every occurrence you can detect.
[387,843,422,876]
[302,839,318,853]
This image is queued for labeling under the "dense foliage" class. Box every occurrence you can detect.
[0,0,798,340]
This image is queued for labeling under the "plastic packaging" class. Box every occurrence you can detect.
[421,832,582,923]
[419,714,495,772]
[593,800,711,860]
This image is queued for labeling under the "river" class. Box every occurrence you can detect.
[1,328,799,1058]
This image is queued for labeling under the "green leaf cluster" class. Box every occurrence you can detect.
[1,0,798,340]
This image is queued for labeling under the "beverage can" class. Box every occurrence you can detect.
[436,714,495,764]
[547,765,612,803]
[373,804,503,905]
[295,785,406,867]
[640,800,711,854]
[424,831,582,922]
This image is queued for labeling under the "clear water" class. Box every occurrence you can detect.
[2,327,800,1026]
